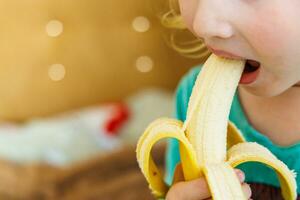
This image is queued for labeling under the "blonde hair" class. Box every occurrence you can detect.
[157,0,211,60]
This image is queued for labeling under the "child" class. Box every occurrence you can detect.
[162,0,300,199]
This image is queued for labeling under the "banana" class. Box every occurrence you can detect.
[136,54,297,200]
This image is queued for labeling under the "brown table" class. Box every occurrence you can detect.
[0,144,165,200]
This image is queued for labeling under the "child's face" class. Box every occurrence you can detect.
[178,0,300,97]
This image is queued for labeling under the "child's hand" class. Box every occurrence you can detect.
[166,166,252,200]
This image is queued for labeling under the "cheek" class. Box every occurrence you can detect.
[244,6,300,65]
[243,3,299,61]
[247,17,285,59]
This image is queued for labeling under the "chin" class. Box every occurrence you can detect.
[238,68,298,97]
[239,83,290,98]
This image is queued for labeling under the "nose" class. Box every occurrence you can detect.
[192,0,234,41]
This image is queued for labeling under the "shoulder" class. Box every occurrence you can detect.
[174,65,202,121]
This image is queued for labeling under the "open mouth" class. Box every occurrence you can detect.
[239,59,261,84]
[244,59,260,73]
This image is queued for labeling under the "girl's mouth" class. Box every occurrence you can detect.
[239,59,261,84]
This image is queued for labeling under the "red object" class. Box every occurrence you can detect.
[104,103,130,135]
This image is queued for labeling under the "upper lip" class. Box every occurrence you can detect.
[207,46,245,60]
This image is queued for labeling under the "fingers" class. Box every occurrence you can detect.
[167,168,251,200]
[194,183,251,200]
[202,184,251,200]
[166,177,211,200]
[242,183,252,199]
[234,169,252,199]
[234,169,245,183]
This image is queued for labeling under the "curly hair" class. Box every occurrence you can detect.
[157,0,211,60]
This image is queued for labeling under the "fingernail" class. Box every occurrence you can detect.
[235,170,245,182]
[242,184,252,198]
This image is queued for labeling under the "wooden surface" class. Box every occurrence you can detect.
[1,143,297,200]
[0,144,165,200]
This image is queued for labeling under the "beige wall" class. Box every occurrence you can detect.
[0,0,204,121]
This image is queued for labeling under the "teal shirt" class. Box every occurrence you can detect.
[166,66,300,194]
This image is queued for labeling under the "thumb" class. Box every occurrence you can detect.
[167,177,211,200]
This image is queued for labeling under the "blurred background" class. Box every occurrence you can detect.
[0,1,207,199]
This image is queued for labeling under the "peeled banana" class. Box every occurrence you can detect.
[136,54,297,200]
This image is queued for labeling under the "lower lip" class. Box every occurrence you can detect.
[239,66,261,84]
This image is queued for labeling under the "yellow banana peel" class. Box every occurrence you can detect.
[136,54,297,200]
